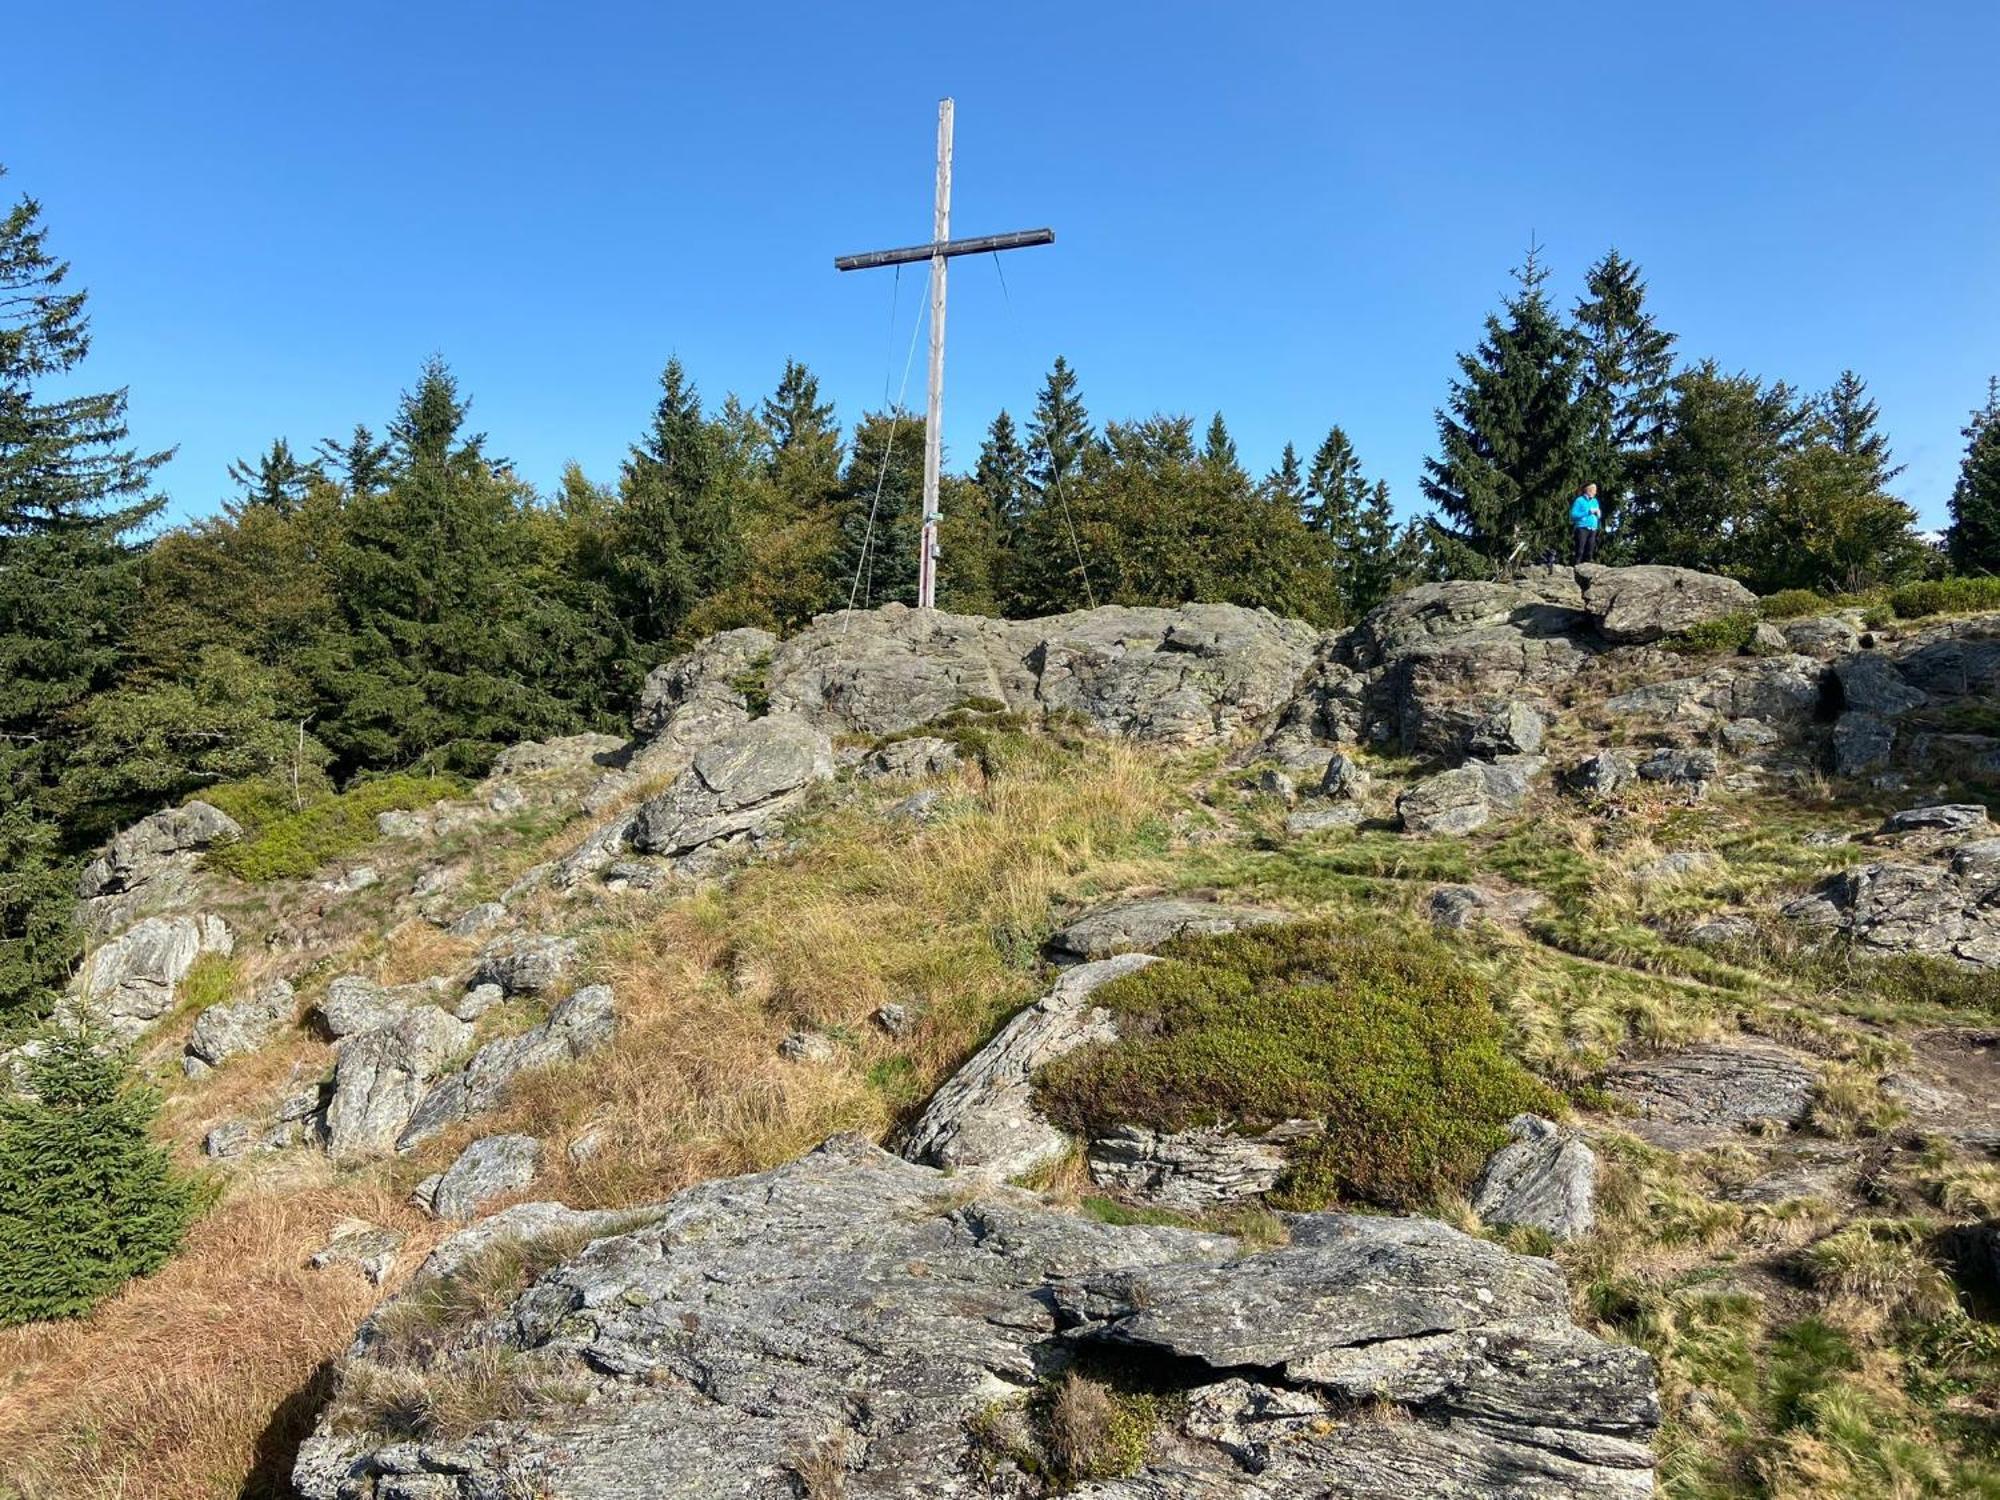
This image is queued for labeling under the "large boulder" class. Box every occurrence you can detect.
[397,985,618,1150]
[414,1133,543,1220]
[66,913,233,1044]
[631,713,834,867]
[76,800,240,903]
[295,1138,1658,1500]
[1397,758,1540,837]
[323,1006,474,1161]
[1471,1115,1598,1241]
[185,979,296,1072]
[1047,897,1288,964]
[899,954,1154,1181]
[318,975,453,1040]
[1576,564,1755,645]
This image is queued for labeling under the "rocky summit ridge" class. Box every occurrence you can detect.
[20,561,2000,1499]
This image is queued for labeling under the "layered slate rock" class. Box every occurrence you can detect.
[318,975,454,1040]
[396,985,617,1151]
[73,799,240,935]
[414,1133,542,1220]
[1397,757,1543,837]
[470,934,580,997]
[1087,1120,1316,1211]
[900,954,1155,1180]
[65,913,233,1044]
[1576,563,1756,644]
[185,978,295,1075]
[295,1138,1658,1500]
[323,1006,474,1161]
[1047,897,1288,964]
[1471,1115,1598,1241]
[629,713,834,871]
[1606,1040,1815,1149]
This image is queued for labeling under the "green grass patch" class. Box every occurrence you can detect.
[1888,575,2000,621]
[205,771,465,882]
[1035,921,1561,1212]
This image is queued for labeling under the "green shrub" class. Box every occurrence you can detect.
[1760,588,1840,620]
[0,1030,205,1325]
[1035,921,1561,1211]
[1665,612,1759,657]
[1887,575,2000,621]
[206,771,464,882]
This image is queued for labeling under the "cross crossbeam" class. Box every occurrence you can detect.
[833,99,1054,608]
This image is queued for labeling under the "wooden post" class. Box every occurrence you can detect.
[919,98,953,610]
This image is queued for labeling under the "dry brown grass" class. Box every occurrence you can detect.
[0,1182,437,1500]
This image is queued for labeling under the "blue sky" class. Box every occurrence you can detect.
[6,1,1997,530]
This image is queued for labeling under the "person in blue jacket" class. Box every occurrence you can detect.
[1569,483,1602,564]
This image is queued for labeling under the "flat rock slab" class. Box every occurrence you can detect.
[1606,1040,1816,1149]
[295,1137,1658,1500]
[1048,897,1289,963]
[1577,564,1755,645]
[899,954,1155,1180]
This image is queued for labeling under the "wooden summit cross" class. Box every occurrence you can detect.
[835,98,1054,609]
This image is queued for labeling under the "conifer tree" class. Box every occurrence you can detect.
[0,169,170,1024]
[975,410,1030,536]
[835,410,926,608]
[1201,413,1246,486]
[1572,249,1676,533]
[226,438,321,513]
[0,1028,201,1324]
[1948,377,2000,574]
[316,423,392,496]
[1306,426,1365,539]
[1349,480,1401,617]
[1026,356,1093,500]
[1262,442,1304,511]
[1421,244,1589,566]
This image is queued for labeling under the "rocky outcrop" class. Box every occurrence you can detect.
[318,975,453,1040]
[861,734,962,781]
[396,984,617,1151]
[295,1138,1658,1500]
[900,955,1154,1180]
[74,800,240,934]
[1576,563,1755,644]
[1087,1119,1317,1210]
[1606,1040,1816,1149]
[323,1006,474,1161]
[1471,1115,1598,1241]
[65,913,232,1044]
[628,713,834,873]
[413,1133,542,1220]
[1396,757,1542,836]
[309,1223,405,1286]
[184,978,295,1075]
[470,934,580,997]
[1047,897,1288,964]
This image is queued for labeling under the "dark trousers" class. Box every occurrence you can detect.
[1574,526,1599,564]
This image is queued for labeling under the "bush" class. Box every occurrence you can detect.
[1034,921,1561,1210]
[1760,588,1840,620]
[1665,612,1759,657]
[0,1030,204,1325]
[1887,575,2000,621]
[205,771,464,882]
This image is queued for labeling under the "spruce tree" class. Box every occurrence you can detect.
[0,1028,202,1325]
[1349,480,1401,617]
[1201,413,1246,486]
[1262,442,1304,511]
[975,410,1030,536]
[226,438,321,514]
[1306,426,1365,539]
[1026,356,1093,500]
[835,410,926,608]
[1421,244,1589,566]
[1573,249,1676,536]
[0,169,170,1025]
[1948,377,2000,574]
[316,423,391,496]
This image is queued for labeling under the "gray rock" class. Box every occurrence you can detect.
[1254,767,1298,804]
[631,626,777,740]
[1685,915,1757,949]
[1088,1120,1316,1210]
[445,901,507,939]
[1286,803,1365,836]
[884,787,943,823]
[418,1134,543,1220]
[1607,1040,1815,1148]
[323,1006,474,1161]
[1577,563,1756,645]
[1637,747,1719,787]
[1604,655,1825,732]
[1833,711,1896,776]
[204,1120,254,1158]
[396,985,617,1151]
[1318,751,1371,801]
[318,975,451,1040]
[1397,766,1494,836]
[1882,803,1992,838]
[471,934,580,997]
[1835,653,1927,717]
[295,1137,1658,1500]
[67,913,233,1044]
[901,954,1155,1180]
[490,732,628,779]
[1467,700,1546,758]
[309,1223,405,1286]
[860,735,961,781]
[186,978,296,1067]
[1749,621,1788,656]
[1471,1115,1597,1241]
[76,800,241,900]
[873,1003,913,1038]
[453,982,505,1022]
[1566,749,1636,796]
[1475,754,1544,809]
[778,1030,837,1064]
[1048,898,1289,963]
[1721,716,1782,752]
[631,713,834,863]
[1631,850,1719,885]
[1781,615,1862,656]
[374,808,432,840]
[320,865,379,896]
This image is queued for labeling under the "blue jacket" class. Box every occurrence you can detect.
[1569,493,1602,531]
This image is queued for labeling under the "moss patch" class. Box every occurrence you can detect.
[205,771,465,882]
[1035,921,1561,1211]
